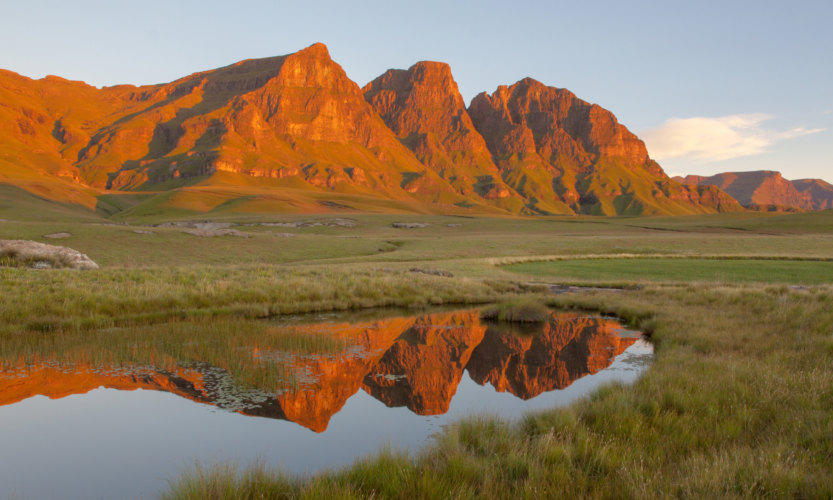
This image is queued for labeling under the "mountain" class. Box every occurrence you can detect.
[674,171,832,212]
[792,178,833,210]
[0,43,745,218]
[363,61,524,212]
[465,79,743,215]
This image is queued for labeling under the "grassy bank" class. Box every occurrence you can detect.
[0,266,504,334]
[160,284,833,499]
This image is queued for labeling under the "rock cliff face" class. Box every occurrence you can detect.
[0,42,757,216]
[789,178,833,210]
[466,79,743,215]
[363,62,520,208]
[677,171,829,211]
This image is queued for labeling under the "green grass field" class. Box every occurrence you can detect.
[505,258,833,284]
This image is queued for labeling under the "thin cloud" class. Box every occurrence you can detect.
[641,114,824,162]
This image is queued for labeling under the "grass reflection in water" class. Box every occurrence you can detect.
[0,309,644,431]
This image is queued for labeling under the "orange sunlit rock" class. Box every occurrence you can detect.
[0,44,763,216]
[675,171,832,211]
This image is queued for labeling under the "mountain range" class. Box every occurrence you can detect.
[0,42,826,218]
[673,171,833,212]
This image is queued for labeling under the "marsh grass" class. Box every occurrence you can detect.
[160,284,833,499]
[160,459,298,500]
[0,318,353,393]
[481,297,549,323]
[0,266,503,334]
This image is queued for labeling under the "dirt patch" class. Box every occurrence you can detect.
[544,284,626,294]
[133,230,154,235]
[183,229,249,238]
[409,267,454,277]
[247,218,356,228]
[43,232,72,239]
[154,222,234,230]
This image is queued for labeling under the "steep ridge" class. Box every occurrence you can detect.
[467,79,743,215]
[0,43,746,217]
[60,44,436,200]
[363,62,524,212]
[675,171,826,211]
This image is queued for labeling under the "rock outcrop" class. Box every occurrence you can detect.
[0,240,98,269]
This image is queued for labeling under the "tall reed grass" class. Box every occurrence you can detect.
[0,266,503,334]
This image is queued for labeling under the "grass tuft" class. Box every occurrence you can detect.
[481,298,549,323]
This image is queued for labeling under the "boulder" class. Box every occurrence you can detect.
[0,240,98,269]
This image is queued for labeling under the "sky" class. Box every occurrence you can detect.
[2,0,831,181]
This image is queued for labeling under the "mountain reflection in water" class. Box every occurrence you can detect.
[0,310,642,433]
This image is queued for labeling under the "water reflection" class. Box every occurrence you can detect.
[0,308,651,499]
[0,310,643,432]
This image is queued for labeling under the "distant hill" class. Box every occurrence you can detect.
[0,43,744,218]
[673,171,832,212]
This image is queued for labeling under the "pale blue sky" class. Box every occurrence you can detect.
[2,0,830,180]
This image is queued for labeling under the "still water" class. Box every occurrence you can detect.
[0,308,652,499]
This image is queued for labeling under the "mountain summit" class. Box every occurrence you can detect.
[0,43,748,217]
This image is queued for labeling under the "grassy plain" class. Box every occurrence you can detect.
[506,258,833,285]
[1,197,832,498]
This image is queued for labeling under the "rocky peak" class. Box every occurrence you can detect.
[363,61,487,153]
[362,60,506,200]
[468,77,650,166]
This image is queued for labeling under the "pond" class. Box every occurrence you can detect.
[0,307,652,499]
